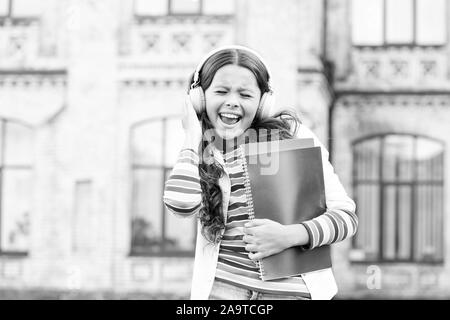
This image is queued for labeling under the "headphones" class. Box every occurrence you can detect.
[188,45,277,120]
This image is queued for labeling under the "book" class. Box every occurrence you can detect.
[239,138,331,281]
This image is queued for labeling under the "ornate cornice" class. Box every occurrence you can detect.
[0,17,40,27]
[119,78,186,89]
[0,70,67,88]
[0,70,67,126]
[336,92,450,108]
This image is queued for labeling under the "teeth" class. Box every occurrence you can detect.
[220,113,240,119]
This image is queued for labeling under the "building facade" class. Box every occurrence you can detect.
[0,0,448,298]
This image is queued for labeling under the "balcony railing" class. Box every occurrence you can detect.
[0,17,64,70]
[119,15,235,67]
[343,46,449,90]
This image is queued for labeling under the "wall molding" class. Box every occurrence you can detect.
[336,92,450,108]
[0,70,67,88]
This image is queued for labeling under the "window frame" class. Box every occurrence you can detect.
[169,0,202,16]
[0,118,33,257]
[129,116,196,258]
[133,0,234,18]
[351,0,447,48]
[351,132,445,264]
[0,0,40,25]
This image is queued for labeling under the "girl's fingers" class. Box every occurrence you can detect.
[244,219,267,228]
[243,226,254,236]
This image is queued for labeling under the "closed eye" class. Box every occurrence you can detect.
[215,90,227,94]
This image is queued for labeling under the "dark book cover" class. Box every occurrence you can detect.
[241,138,331,281]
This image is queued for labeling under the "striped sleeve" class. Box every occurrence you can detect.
[163,148,202,217]
[296,126,358,250]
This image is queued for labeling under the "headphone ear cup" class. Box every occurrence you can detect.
[257,91,277,119]
[188,86,206,115]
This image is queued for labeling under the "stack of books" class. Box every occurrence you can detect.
[239,137,331,281]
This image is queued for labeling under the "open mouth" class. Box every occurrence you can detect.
[219,112,242,126]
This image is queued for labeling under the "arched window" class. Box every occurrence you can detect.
[352,134,444,263]
[130,116,196,256]
[0,118,33,255]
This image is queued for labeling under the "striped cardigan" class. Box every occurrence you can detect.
[163,125,358,299]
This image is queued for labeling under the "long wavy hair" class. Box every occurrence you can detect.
[189,48,301,244]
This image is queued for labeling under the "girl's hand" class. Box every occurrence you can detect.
[182,96,202,148]
[243,219,309,261]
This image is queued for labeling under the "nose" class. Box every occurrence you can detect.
[224,93,240,108]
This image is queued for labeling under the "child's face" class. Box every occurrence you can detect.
[204,64,261,140]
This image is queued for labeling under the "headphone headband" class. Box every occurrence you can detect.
[191,44,273,90]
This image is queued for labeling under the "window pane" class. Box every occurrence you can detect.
[0,0,9,16]
[416,0,446,45]
[386,0,414,44]
[416,138,444,181]
[415,184,443,262]
[423,185,434,257]
[11,0,42,17]
[351,0,383,45]
[414,184,424,260]
[355,138,380,181]
[131,169,164,253]
[4,121,33,166]
[134,0,168,15]
[165,209,195,251]
[165,118,185,167]
[203,0,234,15]
[367,185,380,256]
[382,135,414,181]
[131,121,163,166]
[434,186,444,260]
[355,184,380,257]
[433,153,444,181]
[163,166,197,251]
[398,186,412,259]
[382,185,396,260]
[0,120,4,165]
[165,169,195,252]
[72,181,94,254]
[171,0,200,14]
[1,169,32,252]
[415,185,436,260]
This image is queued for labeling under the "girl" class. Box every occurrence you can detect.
[163,45,358,300]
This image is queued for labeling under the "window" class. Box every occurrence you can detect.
[351,0,446,46]
[72,180,94,254]
[0,0,42,19]
[0,119,33,255]
[133,0,234,16]
[0,0,8,16]
[352,134,444,263]
[130,117,196,256]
